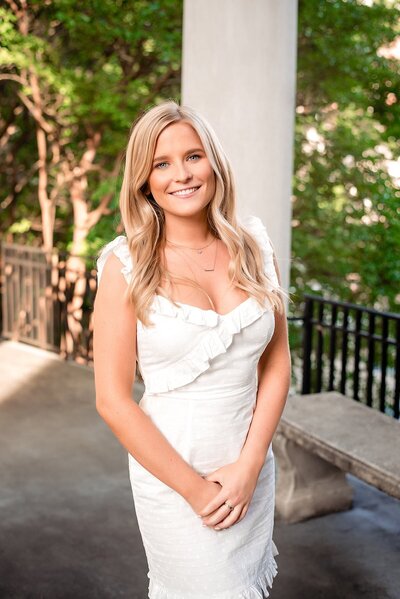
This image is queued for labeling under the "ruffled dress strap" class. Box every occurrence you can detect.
[239,214,279,290]
[96,235,133,286]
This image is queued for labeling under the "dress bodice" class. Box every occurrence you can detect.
[96,215,279,395]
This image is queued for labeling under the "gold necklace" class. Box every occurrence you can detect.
[183,240,218,272]
[166,236,216,254]
[167,238,218,274]
[167,246,216,310]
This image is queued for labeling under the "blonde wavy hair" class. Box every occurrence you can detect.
[118,99,289,327]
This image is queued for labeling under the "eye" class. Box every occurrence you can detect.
[188,154,201,161]
[154,161,168,169]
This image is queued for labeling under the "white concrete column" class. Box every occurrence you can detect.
[182,0,298,292]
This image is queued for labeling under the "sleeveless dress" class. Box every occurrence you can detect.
[96,215,280,599]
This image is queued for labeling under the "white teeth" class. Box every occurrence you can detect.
[171,187,199,197]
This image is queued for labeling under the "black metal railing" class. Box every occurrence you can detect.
[1,241,59,349]
[298,294,400,420]
[2,241,399,419]
[0,241,97,362]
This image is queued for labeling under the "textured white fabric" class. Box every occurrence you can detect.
[96,215,280,598]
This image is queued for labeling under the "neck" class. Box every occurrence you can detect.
[163,212,212,246]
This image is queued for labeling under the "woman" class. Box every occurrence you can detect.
[93,100,291,598]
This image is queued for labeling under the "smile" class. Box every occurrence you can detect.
[170,186,200,197]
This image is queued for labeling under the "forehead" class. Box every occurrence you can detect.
[154,121,203,152]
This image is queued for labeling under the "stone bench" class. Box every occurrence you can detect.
[272,391,400,523]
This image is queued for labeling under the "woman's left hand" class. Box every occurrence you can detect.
[197,460,260,530]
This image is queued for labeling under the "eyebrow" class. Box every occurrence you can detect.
[153,148,204,163]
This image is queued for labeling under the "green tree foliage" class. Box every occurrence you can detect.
[293,0,400,313]
[0,0,182,255]
[1,0,399,315]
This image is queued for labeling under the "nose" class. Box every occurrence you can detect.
[174,160,193,182]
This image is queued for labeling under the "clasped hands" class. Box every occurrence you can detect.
[190,459,259,531]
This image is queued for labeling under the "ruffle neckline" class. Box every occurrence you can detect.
[147,543,279,598]
[151,293,257,327]
[144,293,272,394]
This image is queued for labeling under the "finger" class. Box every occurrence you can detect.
[202,502,233,527]
[237,503,249,522]
[198,490,226,517]
[213,505,243,530]
[214,502,248,529]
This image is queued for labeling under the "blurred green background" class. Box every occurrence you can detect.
[1,0,399,315]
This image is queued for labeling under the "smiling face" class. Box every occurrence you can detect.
[146,121,216,219]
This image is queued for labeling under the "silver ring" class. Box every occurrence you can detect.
[224,501,234,511]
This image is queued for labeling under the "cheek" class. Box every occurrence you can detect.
[206,169,216,190]
[148,171,165,192]
[200,163,215,185]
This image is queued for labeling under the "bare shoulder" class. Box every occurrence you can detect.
[93,251,136,340]
[94,252,135,309]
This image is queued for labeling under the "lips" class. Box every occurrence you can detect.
[169,186,200,197]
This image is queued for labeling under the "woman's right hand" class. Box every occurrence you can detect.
[187,477,224,521]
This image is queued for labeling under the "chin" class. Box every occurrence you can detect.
[163,203,210,218]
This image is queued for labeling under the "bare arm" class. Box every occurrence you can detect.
[93,253,210,506]
[238,255,291,475]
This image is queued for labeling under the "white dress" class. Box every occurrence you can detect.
[96,215,280,599]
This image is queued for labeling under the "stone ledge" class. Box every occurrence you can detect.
[275,391,400,500]
[273,391,400,522]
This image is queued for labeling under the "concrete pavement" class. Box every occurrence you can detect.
[0,340,399,598]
